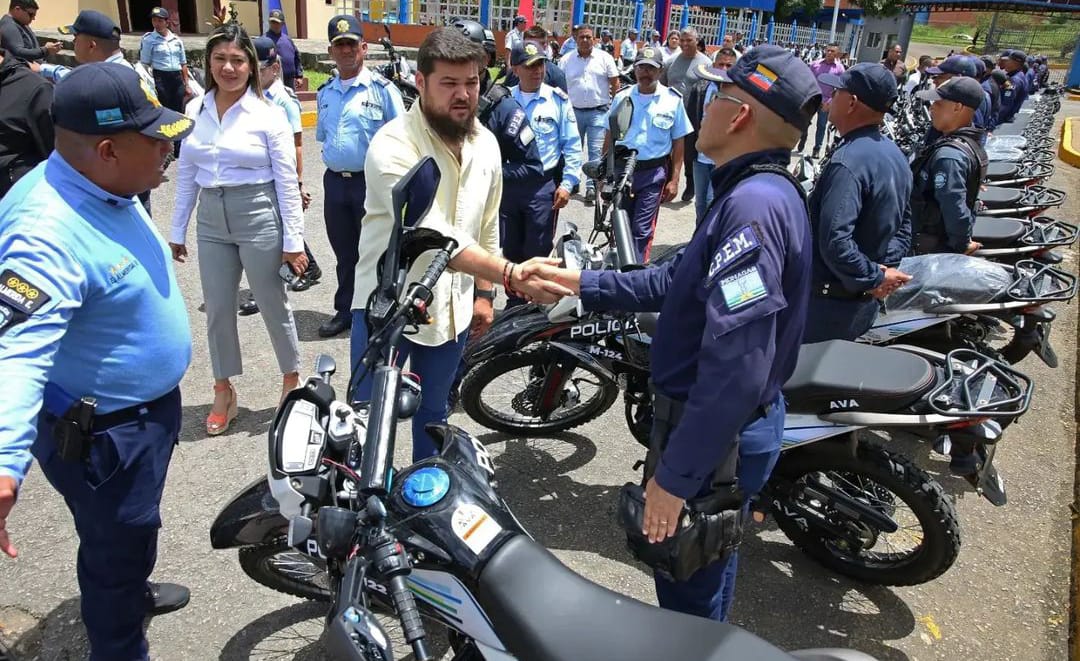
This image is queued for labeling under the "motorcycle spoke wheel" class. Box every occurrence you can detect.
[239,540,334,602]
[461,346,619,435]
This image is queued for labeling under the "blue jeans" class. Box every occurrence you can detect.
[797,108,830,154]
[693,160,715,225]
[350,311,469,462]
[574,107,607,192]
[653,395,785,622]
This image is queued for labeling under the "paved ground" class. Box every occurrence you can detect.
[0,96,1077,661]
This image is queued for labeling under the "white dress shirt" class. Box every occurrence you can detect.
[559,49,620,109]
[170,88,304,252]
[355,104,502,346]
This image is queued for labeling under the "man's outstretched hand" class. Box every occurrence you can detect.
[0,476,18,559]
[518,260,583,296]
[511,257,575,303]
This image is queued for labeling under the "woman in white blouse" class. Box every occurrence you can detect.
[168,23,306,436]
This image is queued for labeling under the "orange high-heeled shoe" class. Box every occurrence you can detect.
[206,382,238,436]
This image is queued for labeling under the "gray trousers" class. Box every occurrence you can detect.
[196,182,301,379]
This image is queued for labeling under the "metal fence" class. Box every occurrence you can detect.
[983,25,1078,61]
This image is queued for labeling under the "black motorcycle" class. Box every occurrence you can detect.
[375,24,419,109]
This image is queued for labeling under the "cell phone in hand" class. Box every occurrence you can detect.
[279,262,299,286]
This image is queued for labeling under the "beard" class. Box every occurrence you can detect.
[421,99,478,144]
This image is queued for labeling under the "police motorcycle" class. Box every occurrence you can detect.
[209,158,879,661]
[375,24,419,109]
[968,215,1078,266]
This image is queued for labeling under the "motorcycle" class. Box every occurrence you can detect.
[969,215,1078,265]
[375,24,419,109]
[209,157,877,661]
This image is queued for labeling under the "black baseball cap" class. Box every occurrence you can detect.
[634,46,663,68]
[917,76,985,110]
[510,42,547,66]
[1007,50,1027,63]
[269,9,285,23]
[253,36,277,66]
[927,55,976,77]
[513,15,527,25]
[696,44,821,130]
[150,7,169,20]
[328,15,362,43]
[59,10,120,41]
[817,62,897,113]
[52,62,194,141]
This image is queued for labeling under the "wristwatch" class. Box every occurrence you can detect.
[475,288,496,301]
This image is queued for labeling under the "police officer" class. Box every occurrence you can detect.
[600,29,616,56]
[926,55,992,132]
[911,76,988,255]
[499,25,568,93]
[140,7,190,156]
[265,9,302,90]
[506,42,583,302]
[0,45,52,198]
[529,45,820,621]
[0,62,194,660]
[978,55,1001,126]
[804,63,913,343]
[620,28,639,67]
[996,49,1029,126]
[607,46,691,261]
[316,15,404,338]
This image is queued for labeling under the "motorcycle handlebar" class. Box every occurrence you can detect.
[611,152,639,269]
[389,574,431,660]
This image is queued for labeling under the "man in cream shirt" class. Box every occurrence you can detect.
[353,28,570,462]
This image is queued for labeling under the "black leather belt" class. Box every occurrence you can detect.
[574,104,609,112]
[637,157,668,171]
[812,281,868,300]
[43,387,179,432]
[328,170,363,179]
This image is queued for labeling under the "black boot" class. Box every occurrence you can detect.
[146,582,190,616]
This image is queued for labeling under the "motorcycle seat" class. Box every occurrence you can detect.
[973,217,1026,248]
[477,535,799,661]
[783,341,935,414]
[979,187,1024,207]
[985,162,1020,180]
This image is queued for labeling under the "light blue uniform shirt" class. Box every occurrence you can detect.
[316,68,404,173]
[607,82,692,161]
[0,153,192,486]
[140,30,187,71]
[697,83,717,166]
[620,39,637,62]
[511,83,583,191]
[266,80,303,134]
[560,37,576,57]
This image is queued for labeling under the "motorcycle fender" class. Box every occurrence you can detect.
[209,475,290,550]
[546,341,618,383]
[462,305,553,366]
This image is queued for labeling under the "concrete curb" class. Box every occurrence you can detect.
[1061,117,1080,169]
[301,110,317,129]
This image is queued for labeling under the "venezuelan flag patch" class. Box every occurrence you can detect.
[748,64,778,91]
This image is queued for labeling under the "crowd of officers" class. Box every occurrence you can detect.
[0,3,1061,656]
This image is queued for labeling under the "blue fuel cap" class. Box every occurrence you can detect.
[401,467,450,507]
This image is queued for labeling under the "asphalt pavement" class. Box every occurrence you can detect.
[1,99,1077,661]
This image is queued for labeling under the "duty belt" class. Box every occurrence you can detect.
[636,156,668,171]
[574,104,609,112]
[328,170,364,179]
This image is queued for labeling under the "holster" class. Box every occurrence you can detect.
[52,397,97,463]
[617,386,744,582]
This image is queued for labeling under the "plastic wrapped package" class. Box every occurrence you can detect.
[985,146,1025,162]
[986,135,1028,151]
[887,254,1013,310]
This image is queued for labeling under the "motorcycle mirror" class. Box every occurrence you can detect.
[613,97,634,142]
[383,23,391,39]
[393,156,442,230]
[365,495,388,523]
[316,354,337,380]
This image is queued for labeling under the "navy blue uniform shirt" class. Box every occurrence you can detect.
[482,81,546,183]
[997,70,1028,125]
[579,149,812,498]
[913,143,977,253]
[265,30,302,80]
[809,124,912,294]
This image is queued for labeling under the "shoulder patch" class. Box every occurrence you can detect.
[0,269,51,315]
[706,225,762,285]
[933,172,947,189]
[718,266,769,310]
[507,108,527,137]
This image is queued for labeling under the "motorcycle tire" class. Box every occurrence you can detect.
[461,345,619,435]
[770,438,960,586]
[238,539,334,602]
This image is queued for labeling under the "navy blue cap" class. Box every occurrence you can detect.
[328,14,363,43]
[150,7,169,20]
[253,36,277,65]
[510,41,547,66]
[601,29,612,37]
[971,57,985,76]
[513,15,527,25]
[927,55,976,77]
[917,75,985,110]
[634,45,663,68]
[59,10,120,41]
[269,9,285,23]
[696,45,821,130]
[1008,50,1027,63]
[817,62,897,113]
[52,62,194,141]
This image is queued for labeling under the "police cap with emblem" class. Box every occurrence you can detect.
[916,75,985,110]
[150,6,169,20]
[60,10,121,41]
[269,9,286,24]
[816,62,898,113]
[695,44,822,130]
[328,14,363,43]
[52,62,195,141]
[926,54,977,77]
[634,46,663,68]
[253,36,278,66]
[510,42,548,67]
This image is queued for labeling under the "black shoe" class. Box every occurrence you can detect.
[238,299,260,316]
[318,313,352,338]
[584,189,595,207]
[146,582,190,616]
[290,264,323,292]
[811,149,820,159]
[680,189,695,203]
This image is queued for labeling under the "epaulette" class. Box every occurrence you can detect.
[317,77,333,91]
[372,71,393,87]
[668,86,683,98]
[551,86,569,101]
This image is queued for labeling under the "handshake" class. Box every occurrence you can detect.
[505,257,583,304]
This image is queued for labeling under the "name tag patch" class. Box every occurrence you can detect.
[706,225,761,284]
[0,269,51,315]
[720,266,769,310]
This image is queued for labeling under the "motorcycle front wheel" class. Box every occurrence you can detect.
[238,539,333,602]
[768,438,961,586]
[461,345,619,435]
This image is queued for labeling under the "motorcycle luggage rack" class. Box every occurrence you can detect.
[1022,218,1079,248]
[1006,260,1078,303]
[926,349,1032,418]
[979,185,1067,217]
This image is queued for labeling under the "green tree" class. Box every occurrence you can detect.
[774,0,823,21]
[849,0,905,17]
